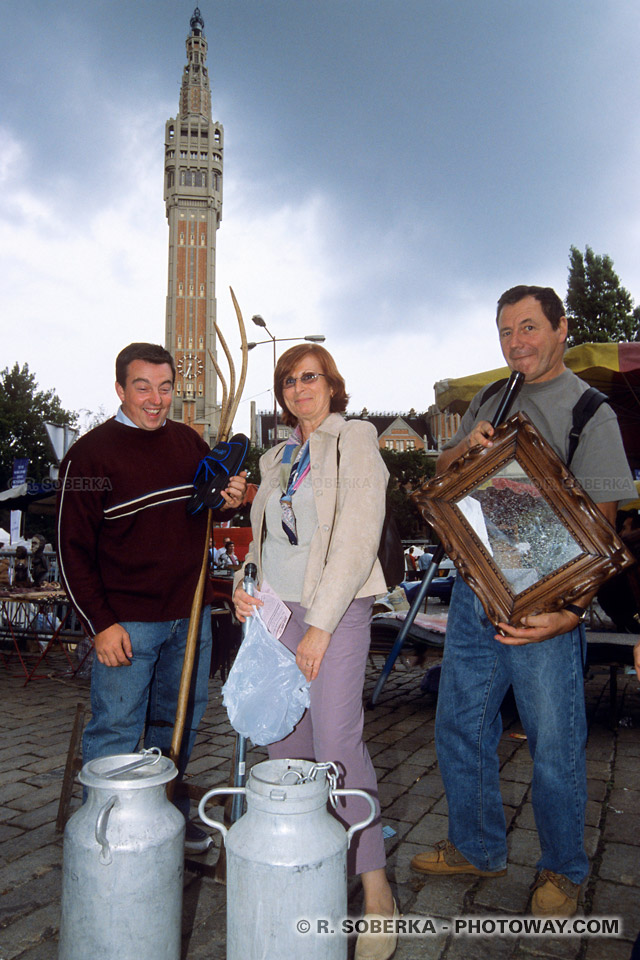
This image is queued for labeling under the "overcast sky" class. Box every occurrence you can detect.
[1,0,639,438]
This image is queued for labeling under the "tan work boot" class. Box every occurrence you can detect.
[530,869,579,917]
[410,839,507,877]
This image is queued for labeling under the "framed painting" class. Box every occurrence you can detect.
[412,412,635,626]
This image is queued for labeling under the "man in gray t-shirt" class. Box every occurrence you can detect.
[410,285,634,918]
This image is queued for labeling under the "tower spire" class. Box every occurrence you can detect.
[163,9,224,441]
[190,7,204,35]
[180,7,211,120]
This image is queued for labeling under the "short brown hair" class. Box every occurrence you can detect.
[116,343,176,387]
[274,344,349,428]
[496,286,565,330]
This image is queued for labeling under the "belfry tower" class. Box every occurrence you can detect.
[164,7,223,441]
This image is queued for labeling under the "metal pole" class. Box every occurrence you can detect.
[248,325,325,446]
[230,562,257,824]
[367,546,444,708]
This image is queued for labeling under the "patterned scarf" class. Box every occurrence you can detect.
[279,428,311,545]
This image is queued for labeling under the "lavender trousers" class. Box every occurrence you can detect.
[267,597,386,877]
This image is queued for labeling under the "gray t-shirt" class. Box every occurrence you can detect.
[444,369,635,504]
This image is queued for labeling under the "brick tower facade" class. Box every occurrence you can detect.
[164,7,223,441]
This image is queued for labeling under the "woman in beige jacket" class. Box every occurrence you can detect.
[234,344,397,960]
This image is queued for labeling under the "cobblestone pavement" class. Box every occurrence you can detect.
[1,647,639,960]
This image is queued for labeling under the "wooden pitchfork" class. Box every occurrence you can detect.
[168,287,248,785]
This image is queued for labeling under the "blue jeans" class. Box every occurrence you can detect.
[82,609,212,819]
[436,577,588,883]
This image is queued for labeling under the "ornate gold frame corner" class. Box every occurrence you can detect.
[412,412,634,625]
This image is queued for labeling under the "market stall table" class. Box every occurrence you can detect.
[0,588,92,684]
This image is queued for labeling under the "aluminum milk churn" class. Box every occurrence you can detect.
[59,749,185,960]
[199,757,376,960]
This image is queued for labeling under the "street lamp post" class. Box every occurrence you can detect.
[248,316,325,446]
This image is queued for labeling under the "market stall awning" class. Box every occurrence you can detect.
[620,480,640,511]
[434,342,640,471]
[0,482,57,514]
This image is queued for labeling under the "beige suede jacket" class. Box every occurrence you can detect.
[234,413,389,634]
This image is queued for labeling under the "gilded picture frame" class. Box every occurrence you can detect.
[412,412,635,626]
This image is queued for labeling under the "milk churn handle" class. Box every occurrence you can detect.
[331,789,377,849]
[303,761,340,808]
[198,786,247,840]
[102,747,163,780]
[95,795,118,865]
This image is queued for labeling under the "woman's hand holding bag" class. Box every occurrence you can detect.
[222,608,310,746]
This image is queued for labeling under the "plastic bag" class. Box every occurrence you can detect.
[222,610,310,746]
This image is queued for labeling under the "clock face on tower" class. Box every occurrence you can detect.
[177,353,203,379]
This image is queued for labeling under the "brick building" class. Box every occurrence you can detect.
[426,403,461,449]
[164,8,223,442]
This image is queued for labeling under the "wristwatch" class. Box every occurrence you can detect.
[565,603,587,622]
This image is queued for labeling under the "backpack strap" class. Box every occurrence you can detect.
[566,387,608,466]
[478,377,509,409]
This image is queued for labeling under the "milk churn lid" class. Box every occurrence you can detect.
[79,749,178,790]
[249,758,336,802]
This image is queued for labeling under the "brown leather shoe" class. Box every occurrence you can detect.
[410,839,507,877]
[530,869,579,917]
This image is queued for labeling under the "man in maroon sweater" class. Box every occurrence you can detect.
[57,343,246,848]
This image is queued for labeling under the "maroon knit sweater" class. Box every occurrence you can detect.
[57,418,222,635]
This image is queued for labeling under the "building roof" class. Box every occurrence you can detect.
[253,410,437,449]
[345,412,437,449]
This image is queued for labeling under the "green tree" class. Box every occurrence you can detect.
[565,245,640,346]
[380,448,435,539]
[242,444,266,486]
[0,363,78,491]
[229,444,266,526]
